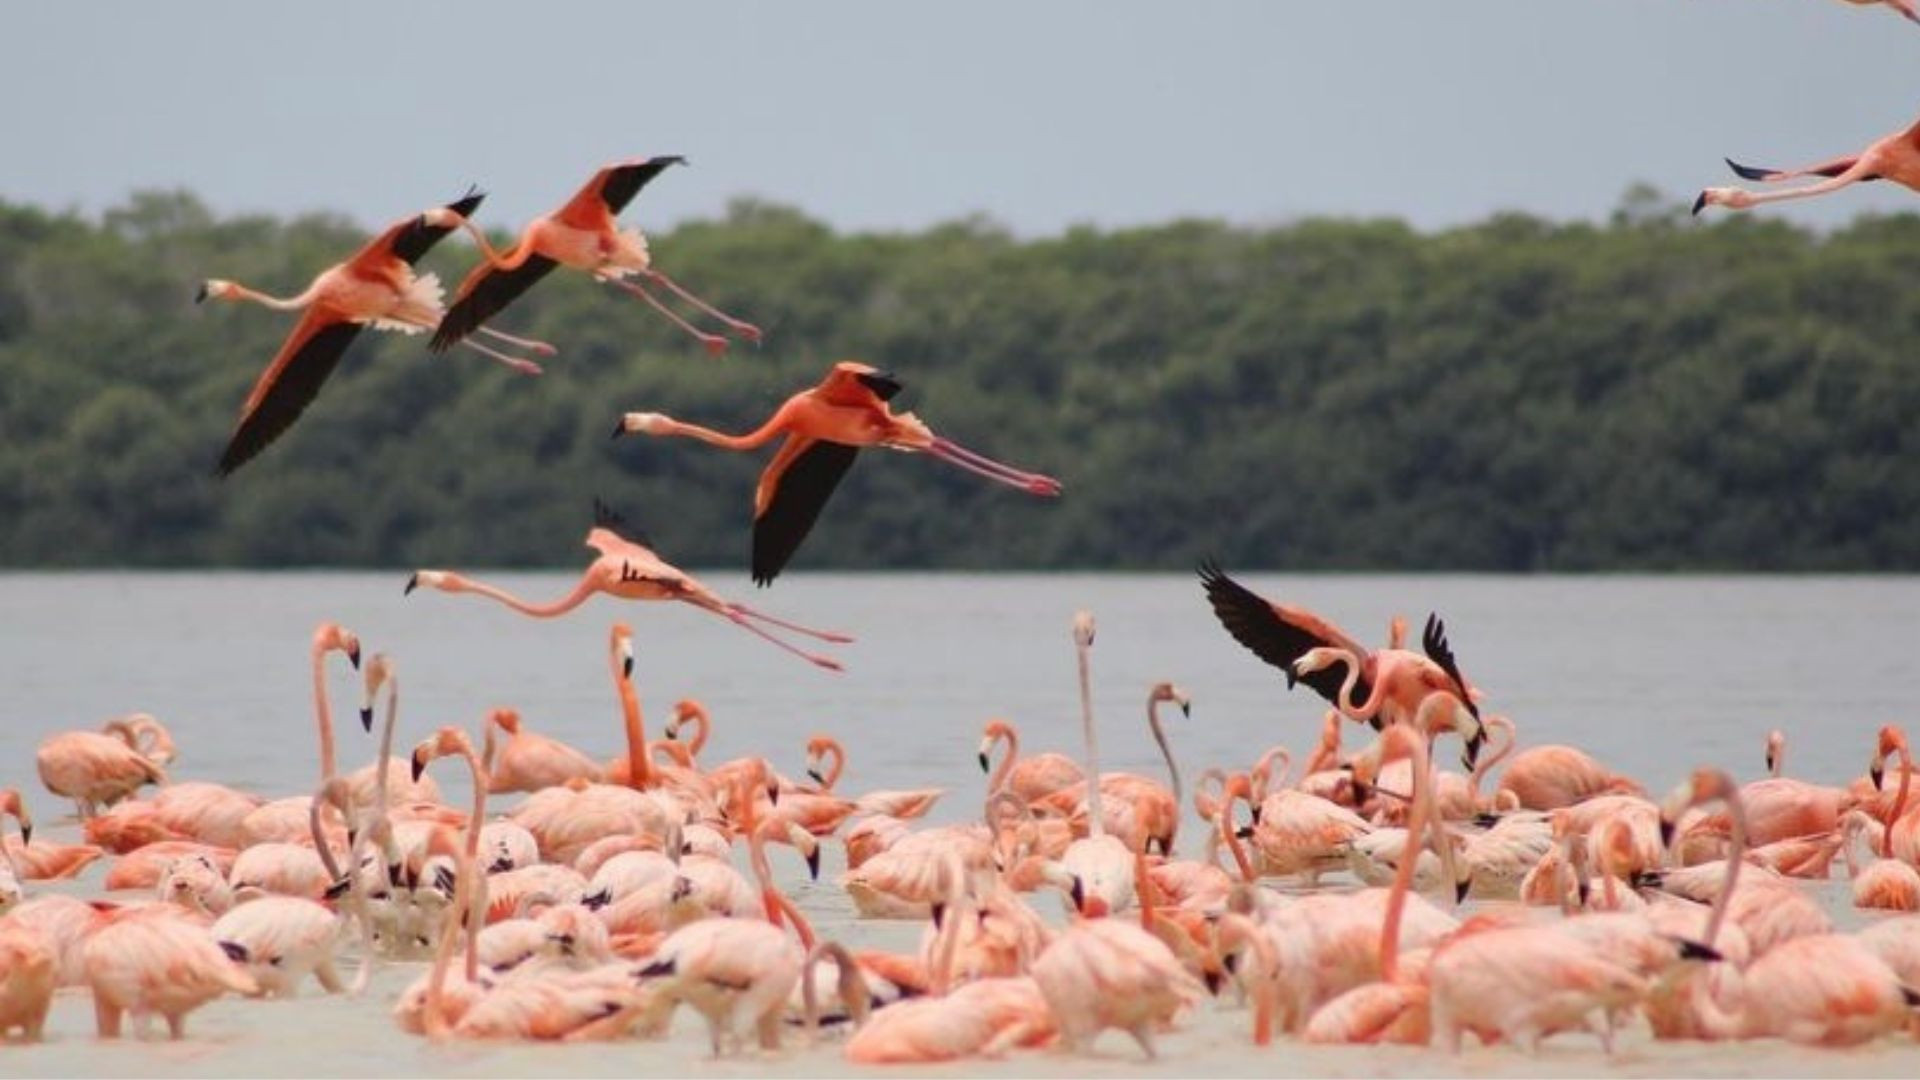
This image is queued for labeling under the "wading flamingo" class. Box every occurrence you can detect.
[202,190,549,474]
[36,715,169,819]
[410,726,493,985]
[1,788,104,881]
[348,653,441,810]
[1694,110,1920,216]
[979,718,1084,805]
[0,915,54,1041]
[406,500,850,671]
[432,157,759,356]
[1053,612,1136,918]
[1841,810,1920,912]
[1034,681,1187,856]
[1496,743,1643,810]
[1198,563,1485,764]
[803,735,943,820]
[82,906,258,1039]
[482,708,603,794]
[616,361,1061,584]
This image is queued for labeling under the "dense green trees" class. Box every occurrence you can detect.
[2,187,1916,571]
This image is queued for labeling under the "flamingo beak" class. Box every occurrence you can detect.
[1658,817,1676,848]
[1472,811,1501,829]
[582,888,611,911]
[19,823,30,846]
[403,573,420,596]
[930,902,946,930]
[805,847,821,881]
[359,707,374,733]
[347,644,361,671]
[807,768,826,786]
[1872,763,1886,791]
[610,418,627,440]
[1068,875,1086,914]
[1678,939,1723,963]
[1577,878,1591,908]
[1691,191,1708,216]
[767,781,781,807]
[194,283,209,304]
[323,877,352,901]
[977,752,990,773]
[1203,969,1224,995]
[1463,729,1485,771]
[1764,751,1776,774]
[1180,701,1191,718]
[411,749,428,784]
[1455,875,1472,905]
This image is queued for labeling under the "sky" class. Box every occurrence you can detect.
[6,1,1920,235]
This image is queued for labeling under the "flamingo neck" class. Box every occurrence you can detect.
[455,572,598,618]
[235,281,319,311]
[1469,715,1516,804]
[659,408,790,452]
[310,787,344,882]
[455,745,489,983]
[1147,698,1183,818]
[680,704,711,758]
[1377,721,1436,983]
[820,740,846,790]
[1221,784,1257,884]
[1133,830,1157,934]
[453,218,516,268]
[312,641,337,782]
[423,842,475,1039]
[1886,741,1912,860]
[1330,648,1382,721]
[1077,638,1105,840]
[615,654,652,791]
[986,726,1017,795]
[1252,747,1292,800]
[375,678,398,814]
[1704,779,1746,948]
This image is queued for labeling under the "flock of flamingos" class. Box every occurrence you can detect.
[13,4,1920,1059]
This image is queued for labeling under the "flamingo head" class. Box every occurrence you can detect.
[1872,725,1908,791]
[359,653,394,732]
[490,708,521,736]
[410,726,471,784]
[612,412,672,439]
[1691,186,1753,216]
[1764,730,1784,775]
[314,622,361,670]
[787,822,821,881]
[403,570,456,597]
[1149,681,1191,717]
[612,624,634,679]
[1072,611,1096,649]
[1658,767,1735,847]
[0,789,27,845]
[195,279,239,304]
[419,206,466,229]
[1291,647,1345,682]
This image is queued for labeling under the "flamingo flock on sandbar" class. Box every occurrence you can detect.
[9,1,1920,1062]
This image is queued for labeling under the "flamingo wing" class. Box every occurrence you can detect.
[752,438,861,586]
[1724,155,1876,183]
[349,189,487,272]
[1197,562,1373,706]
[429,251,557,351]
[1420,614,1480,719]
[216,311,363,476]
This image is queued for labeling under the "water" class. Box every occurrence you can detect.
[3,571,1917,1075]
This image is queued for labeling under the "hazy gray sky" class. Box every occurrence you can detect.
[8,2,1919,234]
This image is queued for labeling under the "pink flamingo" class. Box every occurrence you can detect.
[157,853,234,917]
[211,894,348,997]
[840,976,1055,1064]
[1199,564,1486,764]
[1694,110,1920,216]
[1427,924,1648,1053]
[406,500,851,672]
[482,707,604,794]
[105,841,237,892]
[410,725,493,985]
[36,715,169,819]
[1841,809,1920,912]
[82,905,258,1038]
[1494,744,1643,810]
[1032,680,1187,856]
[146,782,263,849]
[344,654,441,809]
[1,788,104,880]
[1052,612,1136,918]
[0,917,55,1041]
[979,718,1084,805]
[201,190,549,473]
[804,734,944,820]
[616,362,1060,584]
[1030,912,1205,1058]
[433,157,759,358]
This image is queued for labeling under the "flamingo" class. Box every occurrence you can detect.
[211,895,348,997]
[1837,0,1920,22]
[157,853,235,917]
[144,782,263,850]
[1427,926,1648,1054]
[1032,681,1187,856]
[432,157,760,358]
[597,629,724,823]
[201,190,549,474]
[804,734,943,820]
[1050,612,1136,919]
[1694,110,1920,216]
[36,715,168,819]
[0,917,54,1041]
[82,905,258,1039]
[978,718,1084,805]
[405,499,851,671]
[481,707,603,794]
[1841,810,1920,912]
[1030,913,1205,1059]
[615,361,1061,584]
[1495,744,1643,810]
[409,726,493,985]
[1,788,104,881]
[106,841,237,892]
[345,654,441,809]
[841,976,1054,1064]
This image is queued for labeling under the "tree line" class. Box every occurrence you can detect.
[2,185,1916,572]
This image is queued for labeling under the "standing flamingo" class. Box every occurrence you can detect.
[405,500,850,671]
[1053,612,1136,918]
[1032,680,1186,855]
[0,916,54,1041]
[82,906,258,1039]
[481,707,603,794]
[36,715,168,819]
[1496,743,1643,810]
[432,157,758,357]
[978,718,1084,805]
[615,361,1061,584]
[201,190,549,474]
[1694,110,1920,216]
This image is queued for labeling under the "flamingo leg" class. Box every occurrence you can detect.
[926,438,1063,496]
[719,609,845,673]
[644,270,764,343]
[602,276,729,357]
[452,336,544,376]
[476,325,556,357]
[726,603,856,644]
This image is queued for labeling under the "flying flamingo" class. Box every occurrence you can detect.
[1837,0,1920,23]
[36,715,169,819]
[978,718,1084,805]
[1694,110,1920,216]
[82,905,258,1039]
[1199,563,1485,765]
[405,500,851,671]
[615,361,1062,584]
[481,707,603,794]
[201,190,550,474]
[432,157,760,358]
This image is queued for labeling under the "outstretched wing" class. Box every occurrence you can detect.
[216,311,363,476]
[349,189,487,271]
[1197,561,1372,707]
[580,157,688,219]
[593,498,655,549]
[1724,155,1876,183]
[752,440,861,586]
[429,251,557,351]
[1421,613,1480,719]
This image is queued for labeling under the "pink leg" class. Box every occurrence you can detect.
[927,438,1063,496]
[478,325,556,357]
[722,611,844,672]
[645,270,763,344]
[456,337,543,376]
[727,603,856,644]
[604,277,729,357]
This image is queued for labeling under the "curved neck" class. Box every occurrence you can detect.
[986,726,1017,794]
[454,744,489,983]
[1378,723,1435,982]
[661,406,791,452]
[312,641,337,782]
[1330,649,1382,721]
[1469,715,1516,802]
[1133,830,1158,934]
[679,704,710,758]
[1251,747,1292,801]
[457,572,598,618]
[310,788,344,881]
[1886,740,1912,859]
[1704,780,1747,948]
[615,649,651,791]
[818,739,846,790]
[751,826,817,951]
[1841,814,1866,881]
[454,218,516,267]
[1147,698,1182,816]
[234,280,320,311]
[1076,636,1104,840]
[1302,714,1341,776]
[1220,782,1256,883]
[422,842,474,1039]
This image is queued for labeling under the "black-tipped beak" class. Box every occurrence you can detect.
[1764,752,1776,775]
[1691,191,1708,217]
[1350,780,1372,805]
[767,783,781,807]
[19,823,30,846]
[359,707,374,733]
[807,768,826,786]
[1472,812,1500,830]
[1203,969,1224,996]
[1235,826,1255,841]
[610,419,627,440]
[670,877,693,903]
[1679,939,1723,963]
[582,888,611,911]
[220,941,250,964]
[1455,876,1472,905]
[411,750,427,784]
[1222,951,1239,976]
[324,877,352,901]
[348,644,361,671]
[977,752,990,774]
[195,284,209,304]
[623,656,633,679]
[1577,878,1591,909]
[805,847,821,881]
[404,573,419,596]
[1463,730,1484,771]
[1180,702,1191,718]
[1873,764,1886,792]
[1659,817,1676,847]
[1068,875,1086,914]
[930,901,946,930]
